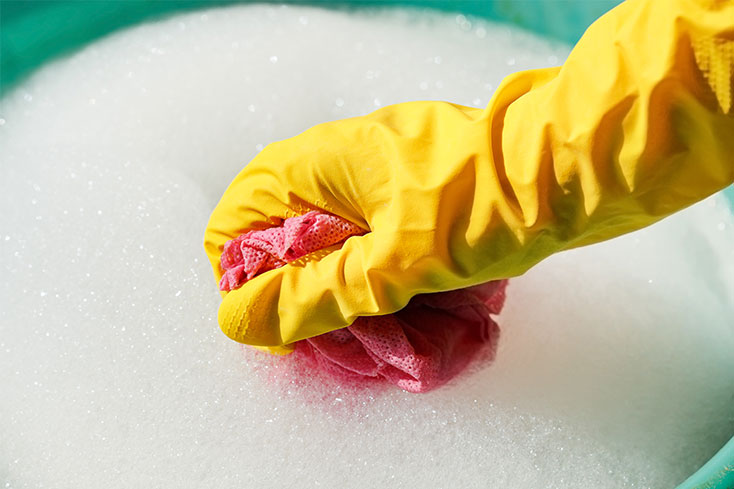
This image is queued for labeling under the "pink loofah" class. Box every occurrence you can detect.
[220,210,507,393]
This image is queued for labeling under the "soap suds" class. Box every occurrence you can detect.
[1,5,733,488]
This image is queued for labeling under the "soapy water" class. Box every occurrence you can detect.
[1,5,733,488]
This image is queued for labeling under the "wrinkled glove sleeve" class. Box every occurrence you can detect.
[490,0,734,258]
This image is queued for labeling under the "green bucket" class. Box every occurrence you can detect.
[1,2,732,487]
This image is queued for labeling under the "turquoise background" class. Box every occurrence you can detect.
[1,1,732,487]
[1,0,620,95]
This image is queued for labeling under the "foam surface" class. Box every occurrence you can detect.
[1,5,733,488]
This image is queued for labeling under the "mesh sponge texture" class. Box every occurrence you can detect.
[219,211,365,291]
[219,211,507,393]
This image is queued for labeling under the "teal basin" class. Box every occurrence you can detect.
[1,2,732,487]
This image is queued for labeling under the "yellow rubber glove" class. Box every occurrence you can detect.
[204,0,734,353]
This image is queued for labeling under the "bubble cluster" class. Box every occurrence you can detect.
[1,4,732,489]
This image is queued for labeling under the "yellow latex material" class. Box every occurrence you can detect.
[204,0,734,353]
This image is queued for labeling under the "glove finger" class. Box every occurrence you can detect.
[204,156,321,284]
[204,129,379,285]
[217,230,431,347]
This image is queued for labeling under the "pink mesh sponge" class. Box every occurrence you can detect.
[220,211,507,393]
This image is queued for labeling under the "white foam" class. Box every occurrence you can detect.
[1,5,732,488]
